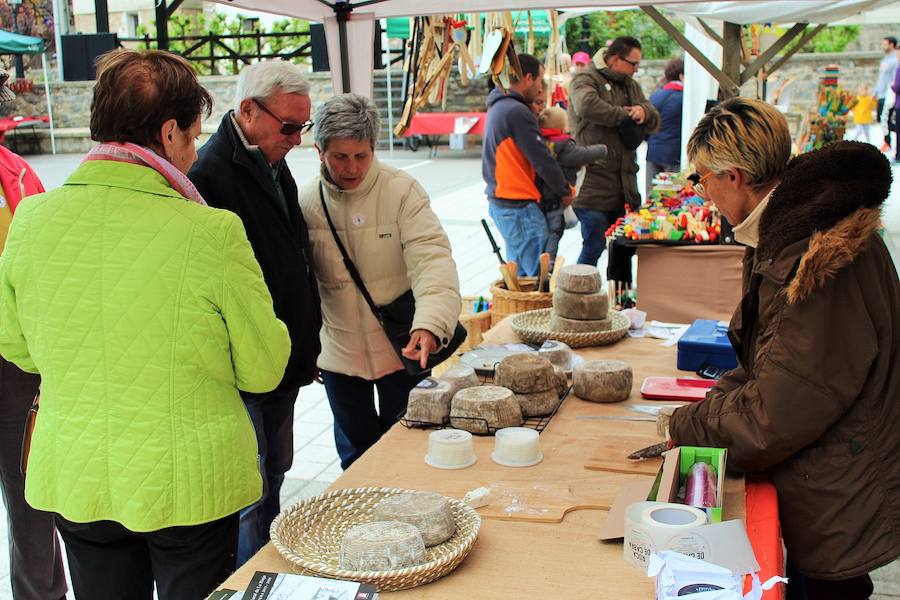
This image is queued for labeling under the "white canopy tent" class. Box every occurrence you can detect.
[204,0,898,99]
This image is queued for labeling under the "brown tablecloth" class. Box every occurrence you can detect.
[219,320,745,597]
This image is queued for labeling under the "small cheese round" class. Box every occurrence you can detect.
[557,264,602,294]
[552,365,569,396]
[573,359,633,403]
[450,385,523,434]
[438,364,480,397]
[538,340,575,369]
[549,312,613,333]
[552,288,610,320]
[405,378,454,425]
[514,388,561,417]
[493,353,555,393]
[373,491,456,547]
[339,521,427,571]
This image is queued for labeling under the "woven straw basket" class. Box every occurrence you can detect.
[270,487,481,592]
[459,296,492,352]
[510,308,630,348]
[489,278,553,327]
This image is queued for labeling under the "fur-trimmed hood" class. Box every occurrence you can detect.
[756,141,892,303]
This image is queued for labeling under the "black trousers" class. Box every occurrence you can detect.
[56,513,239,600]
[786,561,874,600]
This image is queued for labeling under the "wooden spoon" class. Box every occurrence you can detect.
[537,252,550,293]
[549,255,565,293]
[506,260,520,291]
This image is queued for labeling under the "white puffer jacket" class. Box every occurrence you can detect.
[299,159,461,380]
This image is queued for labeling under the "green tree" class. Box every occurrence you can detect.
[564,10,683,61]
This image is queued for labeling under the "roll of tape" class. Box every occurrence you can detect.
[623,501,709,569]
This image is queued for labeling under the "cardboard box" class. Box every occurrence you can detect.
[656,446,727,523]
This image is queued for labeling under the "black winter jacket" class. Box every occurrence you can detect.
[189,113,322,393]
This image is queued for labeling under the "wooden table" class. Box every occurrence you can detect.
[220,320,748,598]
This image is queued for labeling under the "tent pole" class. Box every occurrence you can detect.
[51,0,65,80]
[41,53,56,155]
[386,35,394,159]
[766,24,826,78]
[741,23,806,84]
[336,2,352,93]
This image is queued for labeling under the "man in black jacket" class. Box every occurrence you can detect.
[189,61,321,566]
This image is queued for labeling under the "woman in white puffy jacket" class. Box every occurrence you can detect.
[298,93,461,469]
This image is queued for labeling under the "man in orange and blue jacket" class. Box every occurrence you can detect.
[483,53,572,277]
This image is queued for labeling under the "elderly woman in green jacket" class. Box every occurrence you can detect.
[0,50,290,600]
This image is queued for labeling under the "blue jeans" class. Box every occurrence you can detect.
[542,206,565,265]
[574,207,616,266]
[237,387,298,566]
[488,200,549,276]
[322,369,426,469]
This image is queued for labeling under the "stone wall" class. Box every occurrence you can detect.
[0,51,884,154]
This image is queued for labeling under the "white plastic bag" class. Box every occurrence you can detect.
[563,205,578,230]
[648,551,788,600]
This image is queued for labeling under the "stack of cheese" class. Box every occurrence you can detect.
[405,365,480,426]
[340,491,456,571]
[550,264,612,333]
[493,353,562,417]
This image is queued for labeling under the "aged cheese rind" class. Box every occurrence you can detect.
[538,340,575,369]
[549,312,613,333]
[372,491,456,547]
[514,388,561,417]
[438,364,480,397]
[557,264,602,294]
[339,521,427,571]
[405,378,454,425]
[552,365,569,396]
[449,385,524,434]
[552,288,610,320]
[493,353,556,393]
[573,359,633,403]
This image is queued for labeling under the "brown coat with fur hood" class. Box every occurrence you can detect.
[670,141,900,580]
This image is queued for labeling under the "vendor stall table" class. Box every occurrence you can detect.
[219,318,782,598]
[403,112,486,157]
[635,244,746,323]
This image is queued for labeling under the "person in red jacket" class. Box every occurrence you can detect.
[0,68,67,600]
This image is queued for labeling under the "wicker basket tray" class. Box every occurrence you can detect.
[489,278,553,327]
[270,487,481,592]
[510,308,630,348]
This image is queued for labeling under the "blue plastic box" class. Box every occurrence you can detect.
[677,319,738,371]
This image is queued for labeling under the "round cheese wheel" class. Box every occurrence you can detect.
[514,388,561,417]
[549,312,613,333]
[573,359,633,403]
[493,353,555,393]
[438,364,480,397]
[373,491,456,547]
[552,365,569,396]
[405,378,454,425]
[339,521,427,571]
[538,339,575,369]
[552,288,610,320]
[450,385,523,434]
[557,264,602,294]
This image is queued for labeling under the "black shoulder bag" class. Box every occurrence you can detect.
[318,182,466,376]
[617,82,646,151]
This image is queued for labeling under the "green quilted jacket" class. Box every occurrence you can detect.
[0,161,291,532]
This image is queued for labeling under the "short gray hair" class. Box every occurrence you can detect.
[313,93,380,151]
[234,61,310,112]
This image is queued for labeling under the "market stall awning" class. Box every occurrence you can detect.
[0,30,45,55]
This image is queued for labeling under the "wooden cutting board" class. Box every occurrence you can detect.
[478,476,643,523]
[583,434,666,476]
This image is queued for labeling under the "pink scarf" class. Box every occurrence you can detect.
[83,142,206,206]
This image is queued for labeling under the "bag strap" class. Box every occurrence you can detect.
[318,181,381,318]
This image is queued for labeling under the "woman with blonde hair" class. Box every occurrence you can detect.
[0,49,290,599]
[666,97,899,600]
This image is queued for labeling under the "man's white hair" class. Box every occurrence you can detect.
[234,61,310,112]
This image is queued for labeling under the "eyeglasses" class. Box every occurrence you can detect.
[620,56,640,69]
[692,171,714,198]
[253,98,314,136]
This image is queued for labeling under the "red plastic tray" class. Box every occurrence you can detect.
[640,377,716,401]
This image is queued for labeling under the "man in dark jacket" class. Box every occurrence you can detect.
[569,36,659,268]
[483,53,572,277]
[646,58,684,192]
[667,98,899,600]
[188,61,322,566]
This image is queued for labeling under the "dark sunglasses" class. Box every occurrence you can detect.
[254,98,314,135]
[620,56,640,69]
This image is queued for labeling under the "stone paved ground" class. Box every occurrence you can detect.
[0,146,896,598]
